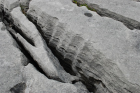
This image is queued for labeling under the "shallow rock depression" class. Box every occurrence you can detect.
[0,0,140,93]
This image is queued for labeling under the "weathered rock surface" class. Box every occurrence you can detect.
[0,0,89,93]
[0,0,140,93]
[73,0,140,30]
[8,6,87,85]
[86,0,140,22]
[0,22,24,93]
[22,63,80,93]
[26,0,140,92]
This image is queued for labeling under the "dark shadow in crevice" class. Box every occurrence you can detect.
[26,15,97,93]
[3,19,47,78]
[1,11,46,76]
[26,15,77,76]
[79,74,97,92]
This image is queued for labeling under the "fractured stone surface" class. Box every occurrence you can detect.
[0,0,140,93]
[26,0,140,92]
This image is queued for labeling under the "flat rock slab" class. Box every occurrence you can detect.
[86,0,140,22]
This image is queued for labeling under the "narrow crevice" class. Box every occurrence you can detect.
[79,74,97,92]
[78,72,111,93]
[26,15,97,93]
[14,7,107,93]
[72,0,140,30]
[26,15,77,76]
[48,46,77,76]
[2,18,48,79]
[1,9,52,80]
[124,88,133,93]
[1,11,67,83]
[12,24,35,46]
[2,9,35,46]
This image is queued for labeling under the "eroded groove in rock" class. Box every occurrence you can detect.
[72,0,140,30]
[26,4,140,92]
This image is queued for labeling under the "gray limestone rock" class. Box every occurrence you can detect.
[9,7,76,83]
[0,22,25,93]
[1,0,140,93]
[86,0,140,22]
[2,6,89,92]
[26,0,140,92]
[22,63,79,93]
[73,0,140,30]
[1,0,19,11]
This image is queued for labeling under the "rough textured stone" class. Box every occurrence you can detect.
[1,6,88,93]
[22,63,79,93]
[26,0,140,92]
[0,22,24,93]
[73,0,140,30]
[86,0,140,22]
[9,7,76,83]
[1,0,140,93]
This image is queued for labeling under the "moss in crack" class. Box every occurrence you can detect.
[87,6,96,11]
[72,0,96,11]
[72,0,78,4]
[20,4,26,15]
